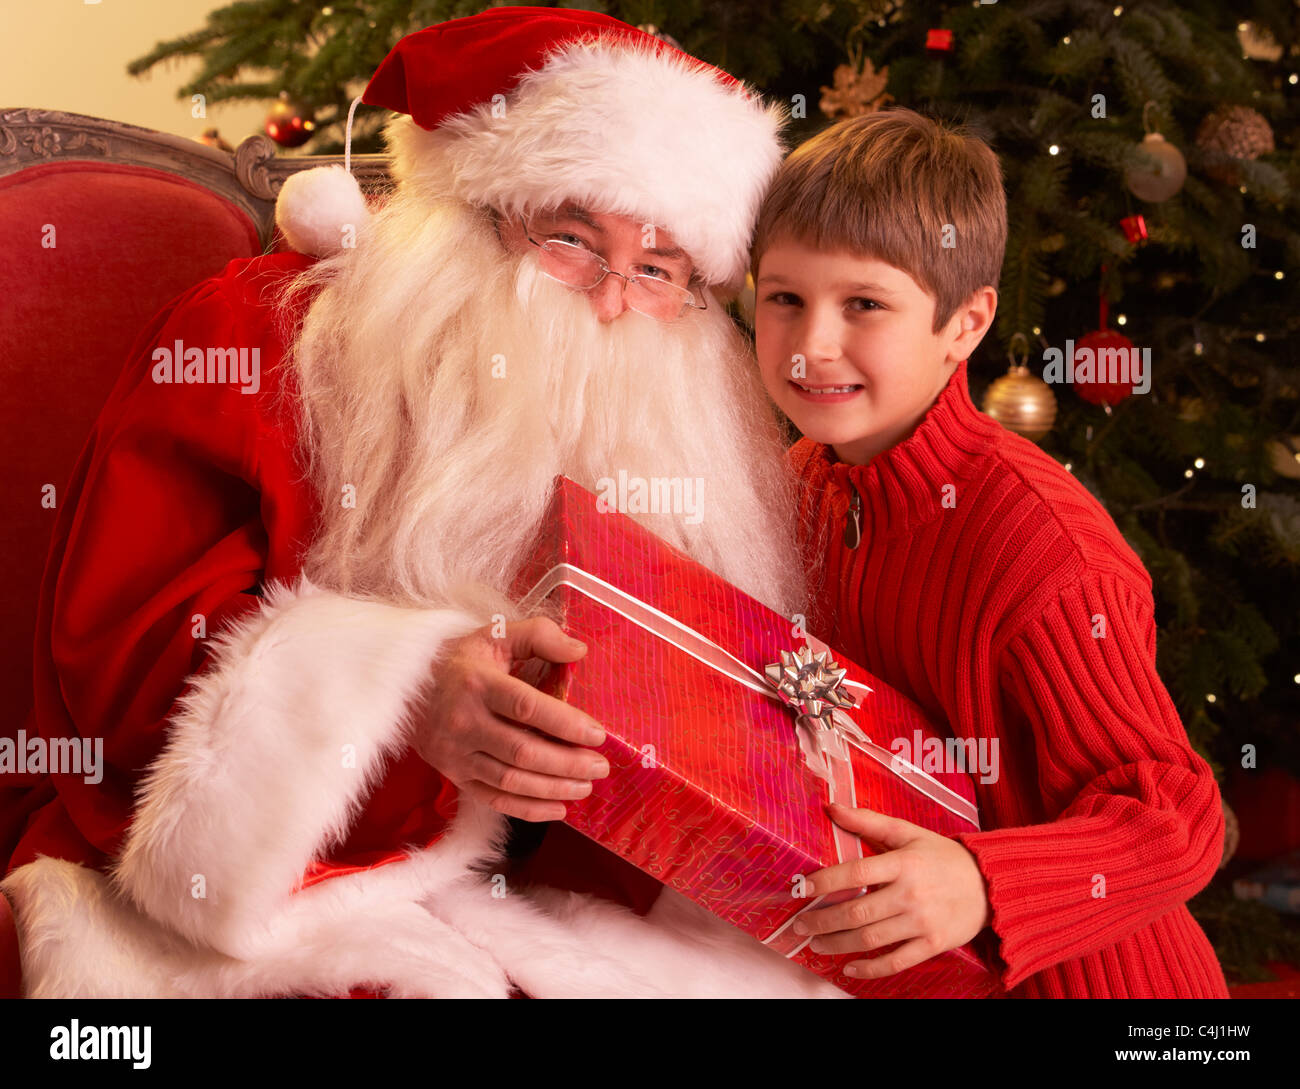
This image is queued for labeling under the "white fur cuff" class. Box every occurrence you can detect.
[110,576,483,959]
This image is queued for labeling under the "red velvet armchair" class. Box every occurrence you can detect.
[0,108,387,996]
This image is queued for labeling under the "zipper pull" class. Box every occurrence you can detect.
[843,482,862,549]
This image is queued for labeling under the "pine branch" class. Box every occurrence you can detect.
[126,28,224,75]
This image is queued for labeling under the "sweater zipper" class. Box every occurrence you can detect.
[843,480,862,550]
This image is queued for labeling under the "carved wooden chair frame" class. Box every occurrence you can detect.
[0,107,392,248]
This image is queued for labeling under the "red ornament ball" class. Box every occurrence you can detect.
[1074,329,1136,406]
[265,96,315,148]
[1228,766,1300,862]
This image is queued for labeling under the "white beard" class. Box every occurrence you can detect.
[279,192,806,624]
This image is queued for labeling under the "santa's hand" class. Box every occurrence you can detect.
[792,804,991,980]
[413,617,609,822]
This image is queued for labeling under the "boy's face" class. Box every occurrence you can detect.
[755,236,996,465]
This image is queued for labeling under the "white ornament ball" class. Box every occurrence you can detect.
[1124,132,1187,203]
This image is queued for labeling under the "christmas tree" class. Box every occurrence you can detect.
[130,0,1300,981]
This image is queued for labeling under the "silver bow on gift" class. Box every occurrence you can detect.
[764,646,870,780]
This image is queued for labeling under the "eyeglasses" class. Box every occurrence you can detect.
[521,218,707,323]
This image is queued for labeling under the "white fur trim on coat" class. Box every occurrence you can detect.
[386,38,786,290]
[1,576,848,998]
[1,577,505,997]
[433,883,848,999]
[108,576,486,959]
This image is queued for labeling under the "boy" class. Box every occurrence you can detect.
[750,108,1229,998]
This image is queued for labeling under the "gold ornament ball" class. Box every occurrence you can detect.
[1267,436,1300,480]
[1219,799,1239,870]
[736,271,756,326]
[983,366,1058,441]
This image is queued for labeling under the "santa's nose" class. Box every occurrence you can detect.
[588,275,631,323]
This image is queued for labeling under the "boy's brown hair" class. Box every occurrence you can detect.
[751,107,1008,334]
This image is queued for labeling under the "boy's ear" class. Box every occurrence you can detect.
[946,286,998,363]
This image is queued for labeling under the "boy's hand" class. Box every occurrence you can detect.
[793,803,991,980]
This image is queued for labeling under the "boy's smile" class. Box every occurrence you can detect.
[755,237,996,465]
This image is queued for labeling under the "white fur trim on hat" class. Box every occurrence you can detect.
[386,38,786,289]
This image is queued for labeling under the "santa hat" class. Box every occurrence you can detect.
[275,7,785,289]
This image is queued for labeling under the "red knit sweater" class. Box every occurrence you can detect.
[788,359,1229,999]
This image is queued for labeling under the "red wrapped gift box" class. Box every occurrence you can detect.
[512,477,1001,998]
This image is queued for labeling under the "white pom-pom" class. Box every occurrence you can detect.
[274,165,370,257]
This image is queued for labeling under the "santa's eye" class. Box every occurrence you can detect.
[636,264,672,282]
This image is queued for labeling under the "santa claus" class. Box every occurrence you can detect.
[0,9,845,997]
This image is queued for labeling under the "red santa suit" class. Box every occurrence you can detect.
[1,11,845,999]
[2,251,483,993]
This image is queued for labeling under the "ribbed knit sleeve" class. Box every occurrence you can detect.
[952,570,1225,992]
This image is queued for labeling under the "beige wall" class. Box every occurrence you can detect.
[0,0,286,150]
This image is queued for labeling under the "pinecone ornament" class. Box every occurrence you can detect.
[1196,106,1275,186]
